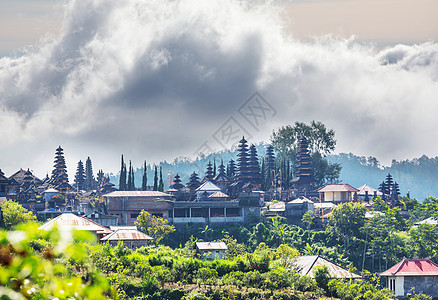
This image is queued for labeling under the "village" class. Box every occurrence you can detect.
[1,136,437,299]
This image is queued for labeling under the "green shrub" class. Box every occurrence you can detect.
[313,265,330,293]
[242,270,263,288]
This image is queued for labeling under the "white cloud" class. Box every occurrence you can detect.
[0,0,437,177]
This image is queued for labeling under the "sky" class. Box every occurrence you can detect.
[0,0,437,179]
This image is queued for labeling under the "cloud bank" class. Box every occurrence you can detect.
[0,0,437,177]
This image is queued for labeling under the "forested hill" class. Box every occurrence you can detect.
[328,153,438,201]
[110,147,438,201]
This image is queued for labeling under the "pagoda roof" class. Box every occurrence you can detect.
[380,259,438,277]
[0,169,9,183]
[213,172,230,183]
[8,178,20,186]
[24,187,38,194]
[290,176,316,184]
[195,181,221,192]
[56,182,72,189]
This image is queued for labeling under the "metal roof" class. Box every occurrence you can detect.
[268,201,285,212]
[380,259,438,277]
[103,191,173,197]
[317,184,359,193]
[208,191,229,198]
[195,181,221,192]
[39,213,112,234]
[314,202,336,209]
[287,197,314,204]
[101,228,153,241]
[296,255,361,279]
[357,184,382,196]
[196,242,227,251]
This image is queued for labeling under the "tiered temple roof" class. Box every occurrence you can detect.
[290,137,316,192]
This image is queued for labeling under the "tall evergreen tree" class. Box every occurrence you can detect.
[74,160,85,191]
[153,166,158,191]
[142,161,148,191]
[119,155,127,191]
[213,159,217,177]
[158,166,164,192]
[127,160,135,191]
[85,157,95,191]
[218,159,225,174]
[96,169,104,188]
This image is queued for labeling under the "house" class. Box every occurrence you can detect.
[380,258,438,298]
[285,197,314,219]
[264,201,285,217]
[295,255,361,279]
[0,169,9,198]
[357,184,382,201]
[39,213,112,240]
[196,242,227,260]
[100,226,153,249]
[103,190,174,225]
[170,191,245,224]
[316,184,359,203]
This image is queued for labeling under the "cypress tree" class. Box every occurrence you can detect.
[85,157,95,190]
[96,169,104,188]
[119,155,127,191]
[131,164,135,190]
[261,157,266,190]
[213,159,217,177]
[158,166,164,192]
[153,166,158,191]
[127,160,133,190]
[74,160,85,191]
[142,161,148,191]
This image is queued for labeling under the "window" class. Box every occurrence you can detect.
[130,213,139,219]
[388,278,395,292]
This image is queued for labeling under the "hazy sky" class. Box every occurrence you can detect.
[0,0,437,179]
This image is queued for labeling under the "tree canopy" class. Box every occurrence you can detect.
[1,200,37,229]
[135,210,175,245]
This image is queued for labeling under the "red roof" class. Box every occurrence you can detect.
[380,259,438,276]
[317,184,359,193]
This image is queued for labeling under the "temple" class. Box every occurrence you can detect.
[290,137,316,196]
